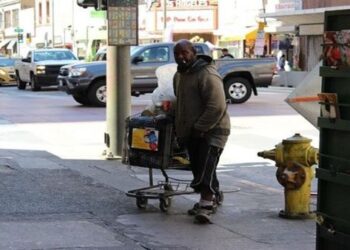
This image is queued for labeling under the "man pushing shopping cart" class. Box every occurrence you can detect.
[173,39,231,224]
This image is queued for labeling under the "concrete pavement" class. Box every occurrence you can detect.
[0,86,319,249]
[0,147,317,249]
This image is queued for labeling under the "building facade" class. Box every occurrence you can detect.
[142,0,266,58]
[261,0,350,71]
[0,0,23,56]
[0,0,268,59]
[217,0,267,58]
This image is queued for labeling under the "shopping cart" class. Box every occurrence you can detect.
[123,113,194,212]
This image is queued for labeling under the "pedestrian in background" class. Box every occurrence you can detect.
[173,40,231,224]
[277,54,286,71]
[220,48,234,58]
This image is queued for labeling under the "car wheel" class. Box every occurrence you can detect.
[224,77,252,104]
[30,74,41,91]
[72,93,91,106]
[88,79,106,107]
[16,71,26,90]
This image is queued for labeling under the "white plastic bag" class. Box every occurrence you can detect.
[151,63,178,107]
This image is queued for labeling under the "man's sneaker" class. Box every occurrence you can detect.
[194,206,214,224]
[214,191,224,206]
[187,203,200,215]
[188,202,217,216]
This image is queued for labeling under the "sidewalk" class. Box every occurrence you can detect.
[0,147,317,250]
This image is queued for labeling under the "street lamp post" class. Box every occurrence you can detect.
[63,25,72,48]
[86,26,94,60]
[52,0,55,47]
[163,0,167,30]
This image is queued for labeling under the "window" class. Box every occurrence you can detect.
[0,58,16,67]
[4,11,11,28]
[33,50,77,62]
[194,45,204,55]
[27,51,32,62]
[12,9,19,27]
[140,47,169,62]
[38,2,42,24]
[46,0,50,24]
[94,52,106,61]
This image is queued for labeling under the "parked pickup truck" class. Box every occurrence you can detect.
[14,48,79,91]
[58,42,275,107]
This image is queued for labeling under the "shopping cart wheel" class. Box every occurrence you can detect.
[136,196,148,209]
[159,197,171,212]
[215,191,224,206]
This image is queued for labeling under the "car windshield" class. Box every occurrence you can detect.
[34,51,77,62]
[0,58,16,67]
[131,46,142,56]
[93,46,140,61]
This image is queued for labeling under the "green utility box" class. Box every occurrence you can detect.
[316,9,350,250]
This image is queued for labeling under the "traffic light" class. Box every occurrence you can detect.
[76,0,107,10]
[26,33,32,43]
[17,33,23,43]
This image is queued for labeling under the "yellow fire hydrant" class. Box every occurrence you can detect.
[257,133,318,219]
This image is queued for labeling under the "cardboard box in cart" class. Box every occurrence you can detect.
[126,114,182,169]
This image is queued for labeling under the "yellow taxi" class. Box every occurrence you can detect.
[0,58,18,86]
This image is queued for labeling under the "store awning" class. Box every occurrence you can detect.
[220,27,258,42]
[260,5,350,26]
[0,39,10,49]
[6,40,16,50]
[245,28,258,40]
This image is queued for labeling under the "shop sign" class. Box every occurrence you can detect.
[275,0,302,11]
[156,10,215,30]
[166,0,209,8]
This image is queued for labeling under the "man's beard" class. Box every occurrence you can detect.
[177,59,194,72]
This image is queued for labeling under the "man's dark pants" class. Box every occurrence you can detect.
[186,137,223,196]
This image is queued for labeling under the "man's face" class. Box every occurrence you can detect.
[174,43,196,71]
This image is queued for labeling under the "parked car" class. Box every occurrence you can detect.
[58,42,275,107]
[14,48,79,91]
[0,58,19,86]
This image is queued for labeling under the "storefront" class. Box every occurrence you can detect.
[218,23,270,58]
[147,0,218,44]
[260,1,350,71]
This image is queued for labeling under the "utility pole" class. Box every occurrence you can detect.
[105,0,137,159]
[72,1,75,53]
[163,0,167,30]
[261,0,267,24]
[105,45,118,158]
[52,0,55,47]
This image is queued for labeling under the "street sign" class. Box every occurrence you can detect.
[14,27,23,33]
[107,0,138,46]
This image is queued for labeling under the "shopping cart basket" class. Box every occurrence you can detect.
[123,113,194,212]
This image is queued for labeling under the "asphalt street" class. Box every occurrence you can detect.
[0,86,319,250]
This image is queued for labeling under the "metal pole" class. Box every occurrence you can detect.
[71,1,75,53]
[63,28,65,47]
[105,46,118,158]
[261,0,267,25]
[86,26,89,57]
[17,35,20,56]
[116,45,131,156]
[163,0,167,30]
[52,0,55,47]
